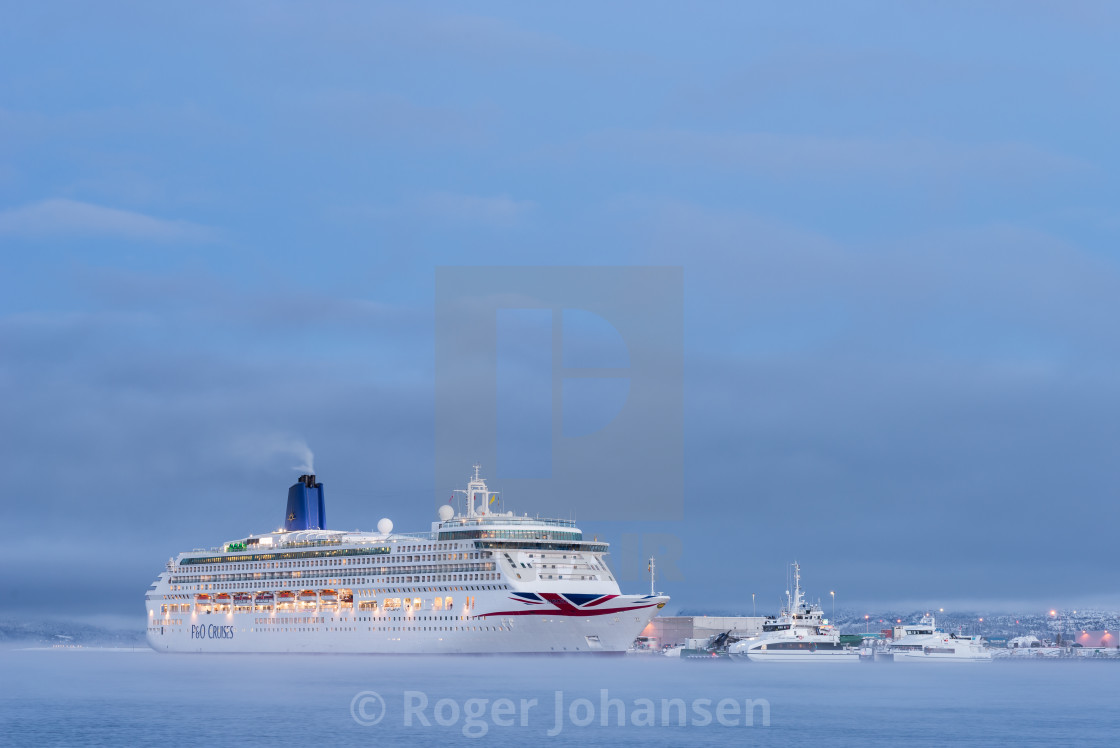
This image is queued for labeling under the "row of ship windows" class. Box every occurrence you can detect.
[183,550,486,572]
[165,599,471,615]
[171,572,504,591]
[437,530,582,542]
[164,585,507,614]
[164,582,505,598]
[171,563,495,584]
[151,625,513,634]
[254,624,512,633]
[188,541,487,566]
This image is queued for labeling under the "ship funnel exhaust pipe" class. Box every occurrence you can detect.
[284,474,326,531]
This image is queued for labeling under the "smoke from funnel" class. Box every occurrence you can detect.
[290,441,315,474]
[234,433,315,475]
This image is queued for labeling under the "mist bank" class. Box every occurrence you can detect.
[0,617,145,648]
[678,608,1120,638]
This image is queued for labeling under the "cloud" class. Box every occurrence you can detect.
[335,191,535,228]
[288,91,496,147]
[584,130,1090,183]
[618,196,1120,346]
[252,4,593,68]
[417,191,535,226]
[0,199,215,241]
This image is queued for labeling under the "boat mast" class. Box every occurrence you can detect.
[793,561,802,609]
[454,464,491,517]
[649,556,656,596]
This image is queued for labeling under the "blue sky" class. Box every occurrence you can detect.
[2,2,1119,618]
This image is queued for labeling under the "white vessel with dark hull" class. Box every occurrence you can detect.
[145,467,668,654]
[728,563,858,663]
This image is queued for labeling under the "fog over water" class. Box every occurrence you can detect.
[3,650,1117,746]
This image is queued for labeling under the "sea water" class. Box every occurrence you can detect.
[1,648,1116,746]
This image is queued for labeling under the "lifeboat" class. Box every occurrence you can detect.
[277,591,295,600]
[195,593,211,602]
[255,592,275,603]
[298,590,318,604]
[215,593,232,602]
[233,592,252,604]
[319,589,338,604]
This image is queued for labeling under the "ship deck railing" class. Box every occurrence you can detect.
[439,516,577,528]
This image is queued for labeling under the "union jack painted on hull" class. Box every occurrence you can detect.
[482,592,665,618]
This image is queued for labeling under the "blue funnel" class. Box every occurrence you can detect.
[284,474,326,531]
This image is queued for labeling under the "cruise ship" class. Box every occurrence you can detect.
[145,467,668,654]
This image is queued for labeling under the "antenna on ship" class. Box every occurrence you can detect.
[794,561,802,609]
[648,556,656,596]
[454,463,495,518]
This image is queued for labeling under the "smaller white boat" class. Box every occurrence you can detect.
[728,562,859,663]
[887,615,992,662]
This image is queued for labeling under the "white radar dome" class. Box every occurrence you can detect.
[377,518,393,535]
[437,505,455,521]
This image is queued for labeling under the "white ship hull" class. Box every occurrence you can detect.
[147,593,665,654]
[729,639,860,663]
[890,650,992,663]
[745,650,860,663]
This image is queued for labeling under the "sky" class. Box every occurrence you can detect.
[2,2,1119,620]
